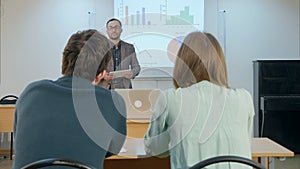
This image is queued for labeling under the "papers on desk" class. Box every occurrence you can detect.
[120,147,127,153]
[109,69,131,78]
[119,138,147,156]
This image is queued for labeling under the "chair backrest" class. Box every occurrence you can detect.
[21,158,97,169]
[0,95,18,105]
[189,155,266,169]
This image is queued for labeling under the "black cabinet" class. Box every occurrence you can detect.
[253,60,300,154]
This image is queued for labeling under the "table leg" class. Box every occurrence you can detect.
[252,157,269,169]
[265,157,269,169]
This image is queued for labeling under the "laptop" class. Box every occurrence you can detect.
[115,89,161,120]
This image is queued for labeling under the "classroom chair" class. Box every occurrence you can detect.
[189,155,266,169]
[20,158,97,169]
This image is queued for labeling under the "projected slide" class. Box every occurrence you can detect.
[114,0,204,67]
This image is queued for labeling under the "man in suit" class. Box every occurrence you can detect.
[105,18,141,89]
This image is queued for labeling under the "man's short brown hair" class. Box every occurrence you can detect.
[62,29,111,81]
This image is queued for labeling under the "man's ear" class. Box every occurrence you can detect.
[94,70,107,84]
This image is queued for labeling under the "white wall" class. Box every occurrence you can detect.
[205,0,300,95]
[0,0,299,97]
[0,0,113,96]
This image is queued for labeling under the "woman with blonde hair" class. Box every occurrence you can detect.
[144,32,254,169]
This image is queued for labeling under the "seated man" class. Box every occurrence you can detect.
[13,29,126,169]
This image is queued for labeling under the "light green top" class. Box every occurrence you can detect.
[144,81,254,169]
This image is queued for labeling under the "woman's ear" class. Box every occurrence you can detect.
[93,70,107,85]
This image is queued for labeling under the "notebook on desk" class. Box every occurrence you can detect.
[115,89,161,120]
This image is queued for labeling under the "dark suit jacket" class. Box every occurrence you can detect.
[109,40,141,89]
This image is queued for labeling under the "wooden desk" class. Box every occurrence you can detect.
[0,105,15,159]
[0,105,15,132]
[1,105,294,168]
[104,137,294,169]
[251,137,294,169]
[126,119,149,138]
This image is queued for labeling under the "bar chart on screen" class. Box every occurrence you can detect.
[113,0,204,67]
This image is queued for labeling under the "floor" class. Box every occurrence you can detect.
[274,154,300,169]
[0,156,13,169]
[1,154,300,169]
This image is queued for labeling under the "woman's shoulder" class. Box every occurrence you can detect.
[230,87,252,96]
[226,87,253,103]
[194,81,252,99]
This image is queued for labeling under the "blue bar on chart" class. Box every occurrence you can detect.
[136,11,140,25]
[142,7,145,25]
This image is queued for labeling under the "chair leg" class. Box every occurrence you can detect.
[10,132,13,160]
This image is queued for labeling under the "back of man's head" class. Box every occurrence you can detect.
[61,29,112,81]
